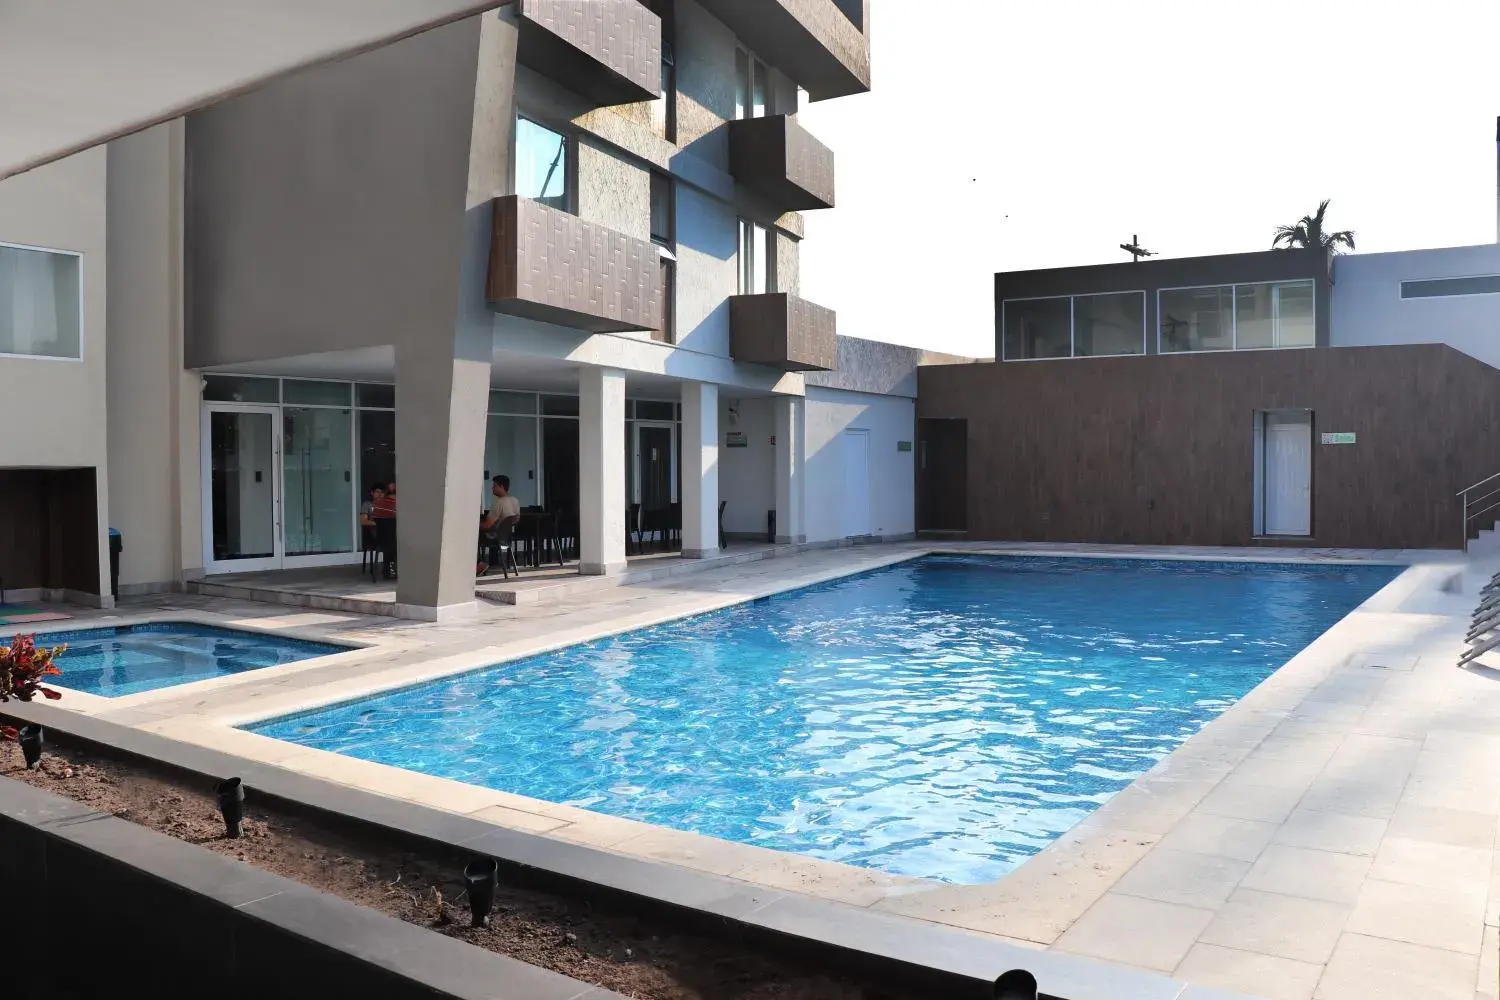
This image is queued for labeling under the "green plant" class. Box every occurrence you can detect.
[1272,199,1356,254]
[0,634,64,739]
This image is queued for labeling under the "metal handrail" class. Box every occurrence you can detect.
[1459,471,1500,552]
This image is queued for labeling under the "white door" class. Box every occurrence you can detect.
[1264,413,1312,536]
[202,404,284,574]
[842,429,871,538]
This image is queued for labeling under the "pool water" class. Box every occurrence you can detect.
[251,555,1400,884]
[16,623,346,698]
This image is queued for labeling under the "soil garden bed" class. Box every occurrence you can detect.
[2,738,925,1000]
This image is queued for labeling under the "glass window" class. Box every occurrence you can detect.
[734,49,750,120]
[489,390,538,414]
[1159,286,1234,353]
[738,220,772,295]
[1002,298,1071,360]
[1272,280,1315,347]
[356,383,395,409]
[203,374,280,403]
[753,61,769,117]
[541,394,579,416]
[651,173,673,245]
[282,407,354,556]
[654,38,676,142]
[483,415,540,508]
[656,255,675,344]
[0,244,81,359]
[357,409,395,508]
[636,400,675,420]
[1401,275,1500,298]
[1073,292,1145,357]
[283,379,351,406]
[515,117,569,212]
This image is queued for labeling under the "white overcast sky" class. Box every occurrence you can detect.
[798,0,1500,357]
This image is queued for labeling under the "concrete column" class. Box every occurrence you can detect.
[774,396,806,544]
[393,335,491,619]
[579,367,627,575]
[681,381,719,558]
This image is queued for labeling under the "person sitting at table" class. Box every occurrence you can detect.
[477,475,521,575]
[369,482,397,579]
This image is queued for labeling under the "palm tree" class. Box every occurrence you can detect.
[1272,199,1356,254]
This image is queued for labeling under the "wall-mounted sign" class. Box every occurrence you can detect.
[725,431,747,448]
[897,441,913,452]
[1320,432,1357,445]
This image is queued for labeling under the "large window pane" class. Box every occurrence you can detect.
[1274,280,1315,347]
[204,375,279,403]
[283,407,354,556]
[734,49,750,120]
[484,415,540,508]
[751,223,769,294]
[357,410,396,499]
[650,172,672,245]
[1159,286,1233,353]
[1002,298,1070,360]
[1073,292,1144,357]
[283,379,351,406]
[516,117,569,212]
[356,383,394,409]
[0,244,80,359]
[752,60,769,117]
[489,390,538,414]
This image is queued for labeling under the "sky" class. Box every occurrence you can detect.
[797,0,1500,357]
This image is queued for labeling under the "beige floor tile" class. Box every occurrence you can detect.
[1273,808,1389,857]
[1229,755,1328,790]
[1196,780,1308,824]
[1113,848,1252,908]
[1314,932,1478,999]
[1174,943,1322,1000]
[1053,893,1215,972]
[1403,774,1500,815]
[1479,924,1498,996]
[1368,837,1492,892]
[1346,878,1486,954]
[1386,802,1498,850]
[1158,813,1280,863]
[1199,888,1350,964]
[1298,776,1406,819]
[1240,845,1372,904]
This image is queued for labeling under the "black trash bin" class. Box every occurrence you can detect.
[108,528,121,598]
[767,509,776,544]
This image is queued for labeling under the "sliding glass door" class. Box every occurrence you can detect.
[202,404,283,574]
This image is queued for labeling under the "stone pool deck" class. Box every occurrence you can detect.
[9,541,1496,1000]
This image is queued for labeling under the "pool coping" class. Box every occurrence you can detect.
[0,543,1464,998]
[7,610,387,707]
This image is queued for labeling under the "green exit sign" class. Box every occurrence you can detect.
[1320,432,1356,445]
[897,441,912,452]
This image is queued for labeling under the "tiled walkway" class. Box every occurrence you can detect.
[19,543,1499,999]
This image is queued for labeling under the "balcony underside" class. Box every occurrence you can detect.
[730,292,837,372]
[516,0,660,108]
[728,115,835,212]
[693,0,869,101]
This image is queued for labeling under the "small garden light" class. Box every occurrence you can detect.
[17,724,41,769]
[463,857,499,927]
[215,776,245,838]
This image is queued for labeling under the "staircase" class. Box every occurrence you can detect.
[1458,472,1500,552]
[1473,522,1500,557]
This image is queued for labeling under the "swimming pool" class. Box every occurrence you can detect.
[17,623,347,698]
[250,555,1401,884]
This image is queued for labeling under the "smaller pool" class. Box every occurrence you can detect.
[9,623,347,698]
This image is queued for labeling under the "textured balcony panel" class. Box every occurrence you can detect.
[728,114,835,211]
[694,0,868,100]
[487,195,662,333]
[517,0,660,107]
[730,292,837,372]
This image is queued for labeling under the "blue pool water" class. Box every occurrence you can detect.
[250,556,1400,883]
[15,623,346,698]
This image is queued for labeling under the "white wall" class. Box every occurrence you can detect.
[1332,243,1500,369]
[717,395,775,535]
[803,386,914,543]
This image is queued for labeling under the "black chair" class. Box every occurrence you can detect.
[359,524,379,577]
[374,518,397,582]
[718,499,727,550]
[667,502,682,550]
[626,502,643,555]
[553,507,578,561]
[481,519,520,579]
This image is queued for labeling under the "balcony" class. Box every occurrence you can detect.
[693,0,869,100]
[730,292,837,372]
[486,196,662,334]
[728,115,835,212]
[516,0,661,108]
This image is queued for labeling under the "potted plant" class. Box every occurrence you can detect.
[0,634,64,766]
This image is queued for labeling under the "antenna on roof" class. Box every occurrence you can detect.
[1120,234,1156,263]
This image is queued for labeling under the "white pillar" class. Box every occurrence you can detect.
[681,381,719,558]
[774,396,806,544]
[579,367,626,575]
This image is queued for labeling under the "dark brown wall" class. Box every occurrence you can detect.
[0,469,100,593]
[917,344,1500,550]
